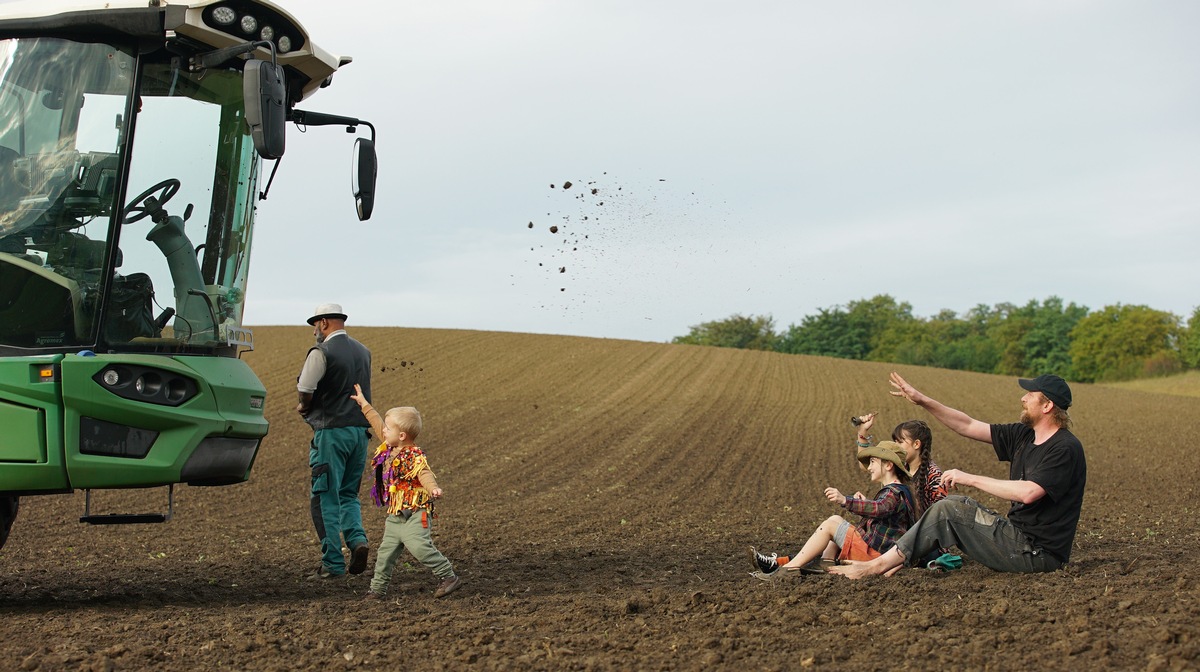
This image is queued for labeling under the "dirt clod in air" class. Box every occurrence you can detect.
[549,226,559,234]
[563,181,573,190]
[528,222,534,228]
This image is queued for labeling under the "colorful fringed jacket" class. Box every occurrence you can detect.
[370,443,436,516]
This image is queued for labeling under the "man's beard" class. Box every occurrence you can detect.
[315,332,326,344]
[1019,409,1033,427]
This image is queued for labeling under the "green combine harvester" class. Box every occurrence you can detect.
[0,0,377,549]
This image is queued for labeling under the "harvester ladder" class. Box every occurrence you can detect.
[80,484,174,525]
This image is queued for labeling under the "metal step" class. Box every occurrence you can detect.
[79,513,169,525]
[79,485,174,525]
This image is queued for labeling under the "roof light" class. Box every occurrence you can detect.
[277,35,292,53]
[211,6,236,25]
[240,14,258,35]
[260,26,274,41]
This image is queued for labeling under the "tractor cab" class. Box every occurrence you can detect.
[0,4,374,354]
[0,0,377,548]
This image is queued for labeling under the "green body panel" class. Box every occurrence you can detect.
[0,402,44,462]
[0,353,268,493]
[0,356,69,492]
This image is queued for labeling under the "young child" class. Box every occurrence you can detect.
[349,384,462,599]
[750,441,914,580]
[854,413,948,518]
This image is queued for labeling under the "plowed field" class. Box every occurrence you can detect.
[3,327,1198,670]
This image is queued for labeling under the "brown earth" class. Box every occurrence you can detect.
[2,327,1198,671]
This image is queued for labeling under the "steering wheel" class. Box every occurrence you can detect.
[122,178,180,224]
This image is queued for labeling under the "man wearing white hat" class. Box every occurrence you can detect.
[297,303,373,579]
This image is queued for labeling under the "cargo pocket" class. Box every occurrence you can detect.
[311,463,331,497]
[973,506,1000,527]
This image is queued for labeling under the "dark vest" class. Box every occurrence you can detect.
[305,333,372,430]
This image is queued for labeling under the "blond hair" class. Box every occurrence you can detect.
[384,406,422,440]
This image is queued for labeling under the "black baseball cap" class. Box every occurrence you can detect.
[1018,374,1072,410]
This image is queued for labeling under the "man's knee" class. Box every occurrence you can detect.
[925,495,976,521]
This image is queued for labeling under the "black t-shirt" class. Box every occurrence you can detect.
[990,423,1087,563]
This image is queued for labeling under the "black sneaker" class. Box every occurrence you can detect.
[749,546,779,575]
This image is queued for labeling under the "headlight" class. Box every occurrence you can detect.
[93,365,198,407]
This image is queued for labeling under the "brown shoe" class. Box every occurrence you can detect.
[362,591,382,601]
[434,575,462,598]
[348,545,369,575]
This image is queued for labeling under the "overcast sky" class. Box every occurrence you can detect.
[246,1,1199,342]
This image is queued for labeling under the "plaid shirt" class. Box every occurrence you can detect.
[842,483,915,553]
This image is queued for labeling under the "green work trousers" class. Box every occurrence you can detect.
[309,427,369,574]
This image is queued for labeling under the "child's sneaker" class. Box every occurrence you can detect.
[749,546,779,575]
[750,569,785,582]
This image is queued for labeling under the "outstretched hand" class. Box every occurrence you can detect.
[889,372,924,406]
[824,487,847,506]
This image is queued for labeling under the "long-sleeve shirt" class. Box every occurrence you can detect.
[841,483,914,554]
[358,403,440,515]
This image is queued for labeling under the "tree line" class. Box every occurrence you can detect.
[671,295,1200,383]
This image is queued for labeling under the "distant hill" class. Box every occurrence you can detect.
[1102,371,1200,398]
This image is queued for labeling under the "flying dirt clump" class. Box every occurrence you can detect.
[379,359,422,373]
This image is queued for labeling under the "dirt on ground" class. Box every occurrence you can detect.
[2,327,1198,671]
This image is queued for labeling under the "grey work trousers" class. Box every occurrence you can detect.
[896,495,1063,573]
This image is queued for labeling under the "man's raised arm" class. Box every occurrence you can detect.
[889,372,992,444]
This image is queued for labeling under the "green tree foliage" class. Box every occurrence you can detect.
[777,295,914,360]
[673,297,1196,384]
[1068,304,1180,382]
[671,314,777,350]
[989,297,1088,376]
[1183,307,1200,370]
[883,307,1000,372]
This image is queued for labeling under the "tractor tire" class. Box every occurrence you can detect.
[0,496,18,551]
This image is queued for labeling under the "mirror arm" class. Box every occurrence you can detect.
[190,40,276,72]
[290,110,376,141]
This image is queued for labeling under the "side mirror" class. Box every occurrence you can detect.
[352,137,376,221]
[244,60,286,160]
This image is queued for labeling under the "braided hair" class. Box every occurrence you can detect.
[892,419,933,518]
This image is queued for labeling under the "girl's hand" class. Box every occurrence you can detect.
[349,383,367,407]
[824,487,847,506]
[856,412,876,433]
[853,491,866,500]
